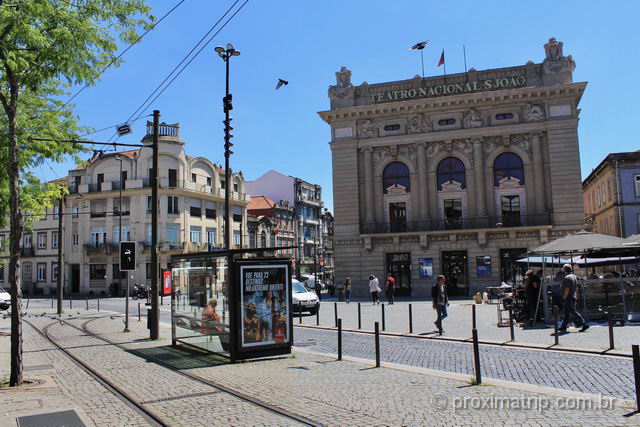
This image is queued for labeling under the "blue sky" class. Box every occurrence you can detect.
[39,0,640,212]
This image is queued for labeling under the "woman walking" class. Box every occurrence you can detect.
[369,275,380,305]
[344,278,352,303]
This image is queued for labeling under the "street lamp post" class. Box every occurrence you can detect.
[214,43,240,250]
[116,155,130,332]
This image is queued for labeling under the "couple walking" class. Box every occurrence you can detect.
[368,273,395,304]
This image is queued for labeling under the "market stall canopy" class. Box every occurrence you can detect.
[517,255,637,268]
[528,230,630,256]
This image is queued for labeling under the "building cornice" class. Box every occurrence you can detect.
[318,82,587,123]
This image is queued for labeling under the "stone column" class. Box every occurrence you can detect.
[531,132,546,215]
[363,147,374,224]
[417,143,429,222]
[472,138,487,219]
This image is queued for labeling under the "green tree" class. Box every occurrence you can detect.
[0,0,153,386]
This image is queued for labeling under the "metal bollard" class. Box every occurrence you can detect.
[138,303,141,322]
[472,329,482,384]
[553,307,559,346]
[51,294,54,309]
[409,303,413,334]
[381,303,386,331]
[374,321,380,368]
[608,311,615,350]
[334,302,338,328]
[357,302,361,330]
[86,296,89,311]
[316,305,320,326]
[632,345,640,412]
[161,295,164,306]
[299,301,302,324]
[472,304,477,330]
[69,294,72,310]
[97,297,100,311]
[508,307,515,342]
[26,296,30,310]
[337,318,342,361]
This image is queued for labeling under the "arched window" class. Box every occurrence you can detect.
[436,157,466,190]
[382,162,410,193]
[493,153,524,187]
[260,231,267,248]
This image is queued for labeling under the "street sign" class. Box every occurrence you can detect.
[119,241,136,271]
[116,123,132,136]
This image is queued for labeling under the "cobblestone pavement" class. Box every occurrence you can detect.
[297,299,640,355]
[73,314,640,426]
[293,326,636,401]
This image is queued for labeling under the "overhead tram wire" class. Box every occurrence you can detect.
[132,0,251,122]
[122,0,245,125]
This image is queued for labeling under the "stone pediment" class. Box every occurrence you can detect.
[497,176,522,188]
[441,180,463,192]
[385,184,408,195]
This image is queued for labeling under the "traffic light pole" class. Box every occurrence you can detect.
[224,55,231,250]
[150,110,160,340]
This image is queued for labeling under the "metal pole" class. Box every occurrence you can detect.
[632,345,640,412]
[150,110,160,340]
[334,302,337,327]
[56,194,64,315]
[51,294,53,309]
[97,297,100,311]
[381,303,385,331]
[316,305,319,326]
[298,301,302,324]
[337,318,342,361]
[85,296,88,311]
[69,293,72,310]
[409,303,413,333]
[472,304,477,330]
[608,311,615,350]
[374,321,380,368]
[138,302,141,322]
[553,306,559,346]
[357,302,361,330]
[223,53,231,250]
[124,276,130,332]
[472,329,481,384]
[508,307,515,342]
[26,296,29,310]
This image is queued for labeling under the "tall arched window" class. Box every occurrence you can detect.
[436,157,466,190]
[260,231,267,248]
[493,153,524,187]
[382,162,410,193]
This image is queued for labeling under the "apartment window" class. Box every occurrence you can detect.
[37,263,47,282]
[72,234,79,246]
[233,214,242,222]
[72,207,79,218]
[90,227,106,246]
[147,196,152,212]
[191,173,197,183]
[97,173,104,191]
[438,118,456,126]
[167,224,179,245]
[220,180,225,189]
[120,171,127,189]
[495,113,514,120]
[233,230,241,246]
[112,226,131,243]
[0,264,4,282]
[635,176,640,197]
[190,198,201,217]
[52,232,59,249]
[205,201,215,219]
[90,264,107,280]
[52,262,58,282]
[90,199,106,218]
[23,234,32,248]
[167,196,179,215]
[206,177,212,187]
[112,264,126,280]
[146,224,152,245]
[53,206,60,220]
[190,226,201,243]
[0,234,4,250]
[37,232,47,249]
[113,197,130,216]
[22,263,32,282]
[233,182,239,193]
[206,228,216,246]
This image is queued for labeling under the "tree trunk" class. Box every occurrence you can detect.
[7,97,23,387]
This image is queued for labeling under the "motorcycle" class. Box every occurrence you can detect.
[131,285,149,300]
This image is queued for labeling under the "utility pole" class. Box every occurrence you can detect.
[150,110,160,340]
[118,155,130,332]
[56,193,64,315]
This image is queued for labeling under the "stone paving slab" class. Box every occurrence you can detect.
[298,300,639,355]
[85,312,639,426]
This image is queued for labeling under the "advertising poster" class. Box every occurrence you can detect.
[162,270,172,296]
[419,258,433,279]
[240,265,290,348]
[476,256,492,277]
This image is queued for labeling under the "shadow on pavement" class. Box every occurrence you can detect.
[127,345,229,370]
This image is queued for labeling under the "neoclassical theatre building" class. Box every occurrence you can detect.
[318,38,586,297]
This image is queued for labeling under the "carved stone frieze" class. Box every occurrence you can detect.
[426,139,473,166]
[523,103,545,122]
[400,236,419,244]
[336,239,364,246]
[357,119,378,138]
[483,134,531,160]
[372,144,417,170]
[462,108,487,129]
[407,114,433,134]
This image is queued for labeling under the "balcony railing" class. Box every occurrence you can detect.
[360,214,552,234]
[20,247,34,257]
[84,242,114,254]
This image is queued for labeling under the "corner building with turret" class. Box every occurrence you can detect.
[318,38,586,297]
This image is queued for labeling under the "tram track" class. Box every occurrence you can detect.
[25,314,322,427]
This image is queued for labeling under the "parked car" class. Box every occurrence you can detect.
[292,280,319,315]
[0,286,10,310]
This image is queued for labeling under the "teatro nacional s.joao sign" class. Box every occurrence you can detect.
[370,75,526,104]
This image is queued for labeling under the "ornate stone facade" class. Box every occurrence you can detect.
[320,38,586,298]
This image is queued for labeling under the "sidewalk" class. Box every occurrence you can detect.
[299,299,639,355]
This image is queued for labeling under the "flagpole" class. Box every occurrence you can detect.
[421,50,424,78]
[442,49,446,84]
[463,45,468,80]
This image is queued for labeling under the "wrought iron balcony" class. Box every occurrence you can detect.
[360,214,552,234]
[84,242,114,254]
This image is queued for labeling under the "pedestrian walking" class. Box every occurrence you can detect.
[524,270,540,326]
[385,273,395,304]
[314,280,323,301]
[559,264,589,332]
[344,278,352,303]
[432,275,449,335]
[369,275,380,305]
[337,280,345,302]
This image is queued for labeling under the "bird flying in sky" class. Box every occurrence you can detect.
[409,41,429,50]
[275,79,289,90]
